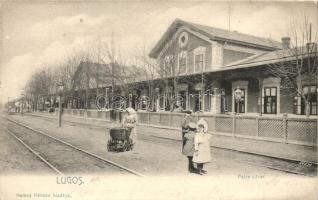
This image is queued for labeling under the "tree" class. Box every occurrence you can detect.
[94,39,147,110]
[65,50,106,109]
[155,32,189,111]
[132,45,160,111]
[268,19,318,117]
[24,66,55,111]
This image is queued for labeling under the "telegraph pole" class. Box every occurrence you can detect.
[111,30,115,98]
[97,33,101,97]
[0,81,2,110]
[57,82,64,127]
[316,3,318,173]
[228,3,231,31]
[21,94,24,117]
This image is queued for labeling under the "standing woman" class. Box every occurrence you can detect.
[122,107,138,145]
[193,118,211,175]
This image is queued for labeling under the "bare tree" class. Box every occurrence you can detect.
[24,66,56,111]
[155,32,190,111]
[268,18,318,117]
[64,50,103,109]
[132,45,161,110]
[94,39,147,110]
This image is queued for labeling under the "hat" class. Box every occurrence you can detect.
[125,107,136,115]
[188,122,196,130]
[196,118,208,133]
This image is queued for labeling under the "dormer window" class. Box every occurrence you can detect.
[193,47,206,73]
[178,51,187,74]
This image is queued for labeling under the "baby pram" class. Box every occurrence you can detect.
[107,128,133,152]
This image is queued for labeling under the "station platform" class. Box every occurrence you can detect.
[25,111,317,165]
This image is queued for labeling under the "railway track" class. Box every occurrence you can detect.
[1,116,144,177]
[4,113,317,177]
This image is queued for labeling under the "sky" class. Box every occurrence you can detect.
[0,1,317,102]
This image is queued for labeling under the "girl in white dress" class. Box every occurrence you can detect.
[193,118,211,175]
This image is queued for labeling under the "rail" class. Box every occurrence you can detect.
[4,116,144,177]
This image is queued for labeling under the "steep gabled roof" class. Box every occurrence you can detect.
[149,19,282,58]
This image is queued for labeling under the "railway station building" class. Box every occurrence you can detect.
[136,19,317,116]
[39,19,317,117]
[24,19,317,148]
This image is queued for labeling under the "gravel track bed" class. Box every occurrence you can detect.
[4,119,135,176]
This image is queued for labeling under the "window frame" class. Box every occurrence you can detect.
[164,55,173,76]
[193,46,206,73]
[195,54,204,72]
[178,51,187,75]
[189,91,203,112]
[234,88,246,113]
[263,87,277,114]
[295,85,318,115]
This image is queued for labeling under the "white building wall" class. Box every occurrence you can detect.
[211,41,223,69]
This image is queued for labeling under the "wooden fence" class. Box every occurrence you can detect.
[137,111,318,147]
[64,109,112,121]
[62,109,317,147]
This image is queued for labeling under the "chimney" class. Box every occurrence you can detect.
[281,37,290,49]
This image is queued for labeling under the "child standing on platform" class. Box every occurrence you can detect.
[193,118,211,175]
[182,122,197,173]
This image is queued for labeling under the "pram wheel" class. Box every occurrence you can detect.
[124,142,129,151]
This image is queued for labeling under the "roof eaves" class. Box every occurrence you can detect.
[223,55,298,70]
[223,52,268,67]
[149,19,182,58]
[149,19,281,58]
[183,27,214,44]
[214,36,280,51]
